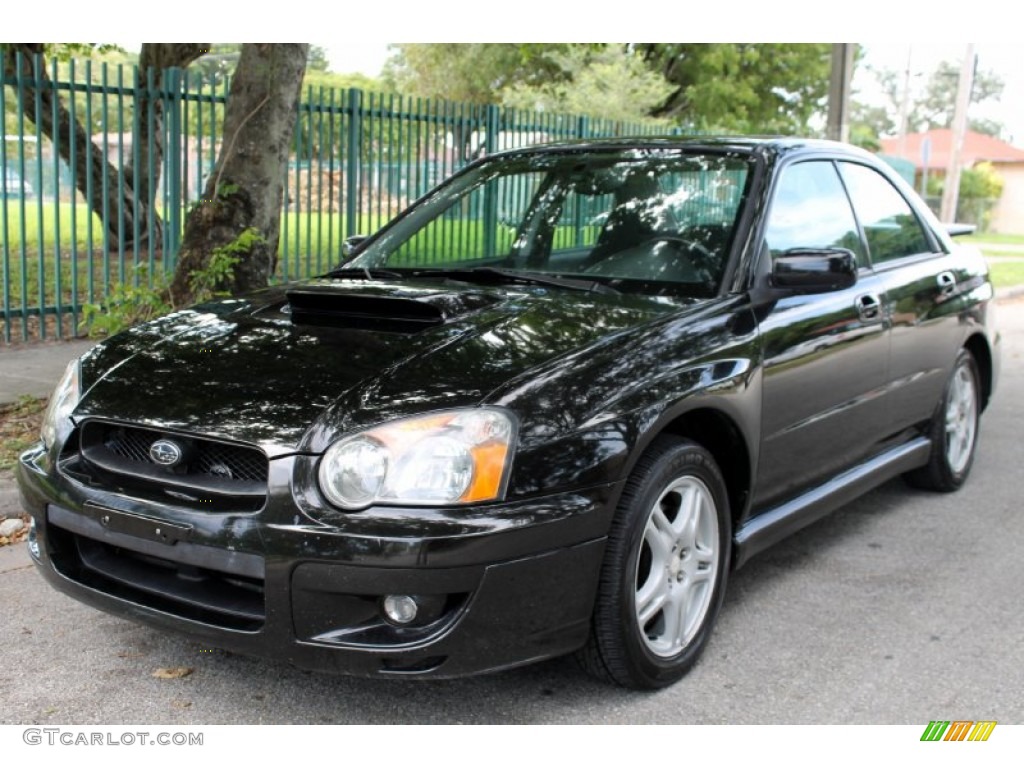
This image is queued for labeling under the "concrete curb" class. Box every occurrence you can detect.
[996,285,1024,303]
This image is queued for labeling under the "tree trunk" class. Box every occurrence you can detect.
[169,44,308,307]
[4,44,135,247]
[2,43,208,250]
[129,43,210,246]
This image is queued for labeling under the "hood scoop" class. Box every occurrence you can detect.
[285,286,499,333]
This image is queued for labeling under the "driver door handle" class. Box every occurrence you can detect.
[856,292,882,323]
[937,271,957,297]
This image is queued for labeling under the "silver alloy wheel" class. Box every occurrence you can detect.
[635,475,720,658]
[945,361,978,475]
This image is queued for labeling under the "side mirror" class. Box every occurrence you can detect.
[771,248,857,294]
[342,235,369,259]
[944,222,976,238]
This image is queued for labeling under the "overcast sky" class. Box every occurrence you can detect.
[22,0,1019,144]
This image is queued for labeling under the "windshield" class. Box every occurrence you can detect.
[346,148,754,296]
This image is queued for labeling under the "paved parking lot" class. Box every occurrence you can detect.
[2,301,1022,725]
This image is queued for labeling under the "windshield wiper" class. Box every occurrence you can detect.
[412,267,619,295]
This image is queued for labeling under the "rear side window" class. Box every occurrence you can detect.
[764,161,865,264]
[839,162,932,265]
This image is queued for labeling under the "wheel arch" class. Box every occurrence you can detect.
[657,407,752,535]
[963,332,993,411]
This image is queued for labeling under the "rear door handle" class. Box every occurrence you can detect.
[856,292,882,322]
[937,271,957,297]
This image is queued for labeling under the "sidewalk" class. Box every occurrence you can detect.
[0,338,95,404]
[2,283,1023,406]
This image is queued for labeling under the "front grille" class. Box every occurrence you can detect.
[102,425,267,483]
[103,426,152,463]
[73,421,269,512]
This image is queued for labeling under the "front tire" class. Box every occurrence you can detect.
[906,348,981,492]
[578,437,731,689]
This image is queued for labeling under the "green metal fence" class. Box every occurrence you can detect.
[1,49,674,343]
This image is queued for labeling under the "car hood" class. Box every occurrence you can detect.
[73,277,698,455]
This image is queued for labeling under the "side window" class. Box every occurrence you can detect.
[765,161,865,264]
[839,162,932,264]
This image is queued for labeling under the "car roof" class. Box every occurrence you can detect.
[489,135,876,164]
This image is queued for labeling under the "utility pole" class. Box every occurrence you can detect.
[896,47,913,160]
[827,44,855,142]
[940,44,975,222]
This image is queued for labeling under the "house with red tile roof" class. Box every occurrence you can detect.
[880,129,1024,234]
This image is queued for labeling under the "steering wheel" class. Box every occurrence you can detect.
[585,234,720,282]
[641,235,715,263]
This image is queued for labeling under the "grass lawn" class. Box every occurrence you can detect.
[977,249,1024,258]
[988,260,1024,289]
[0,202,395,312]
[1,200,381,257]
[962,233,1024,246]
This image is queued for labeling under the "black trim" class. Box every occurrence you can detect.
[733,438,931,568]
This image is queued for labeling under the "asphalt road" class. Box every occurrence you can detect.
[1,301,1023,726]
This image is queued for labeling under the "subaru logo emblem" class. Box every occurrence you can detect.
[150,439,183,467]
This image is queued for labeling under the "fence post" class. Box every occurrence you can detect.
[482,104,500,258]
[576,114,590,141]
[345,88,362,238]
[574,115,590,246]
[163,67,184,266]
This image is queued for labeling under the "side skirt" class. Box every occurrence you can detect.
[732,437,931,569]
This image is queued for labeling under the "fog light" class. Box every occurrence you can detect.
[382,594,419,625]
[27,518,40,559]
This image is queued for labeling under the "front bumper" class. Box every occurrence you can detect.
[17,444,614,678]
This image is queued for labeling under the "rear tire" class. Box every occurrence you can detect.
[577,437,730,689]
[905,349,981,492]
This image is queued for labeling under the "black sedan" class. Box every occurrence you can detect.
[17,137,999,689]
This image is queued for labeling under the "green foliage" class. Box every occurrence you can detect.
[383,44,569,104]
[927,162,1005,230]
[385,43,831,132]
[188,227,263,301]
[80,264,172,338]
[186,44,241,87]
[215,181,239,199]
[854,58,1006,140]
[43,44,127,62]
[502,46,673,123]
[77,227,260,338]
[848,101,894,150]
[957,162,1004,230]
[302,68,383,94]
[307,46,330,72]
[848,124,882,152]
[959,162,1004,200]
[969,117,1005,138]
[636,43,832,133]
[915,60,1003,133]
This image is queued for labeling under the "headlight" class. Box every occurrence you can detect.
[318,408,516,510]
[40,359,81,450]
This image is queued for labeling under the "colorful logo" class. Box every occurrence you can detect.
[921,721,997,742]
